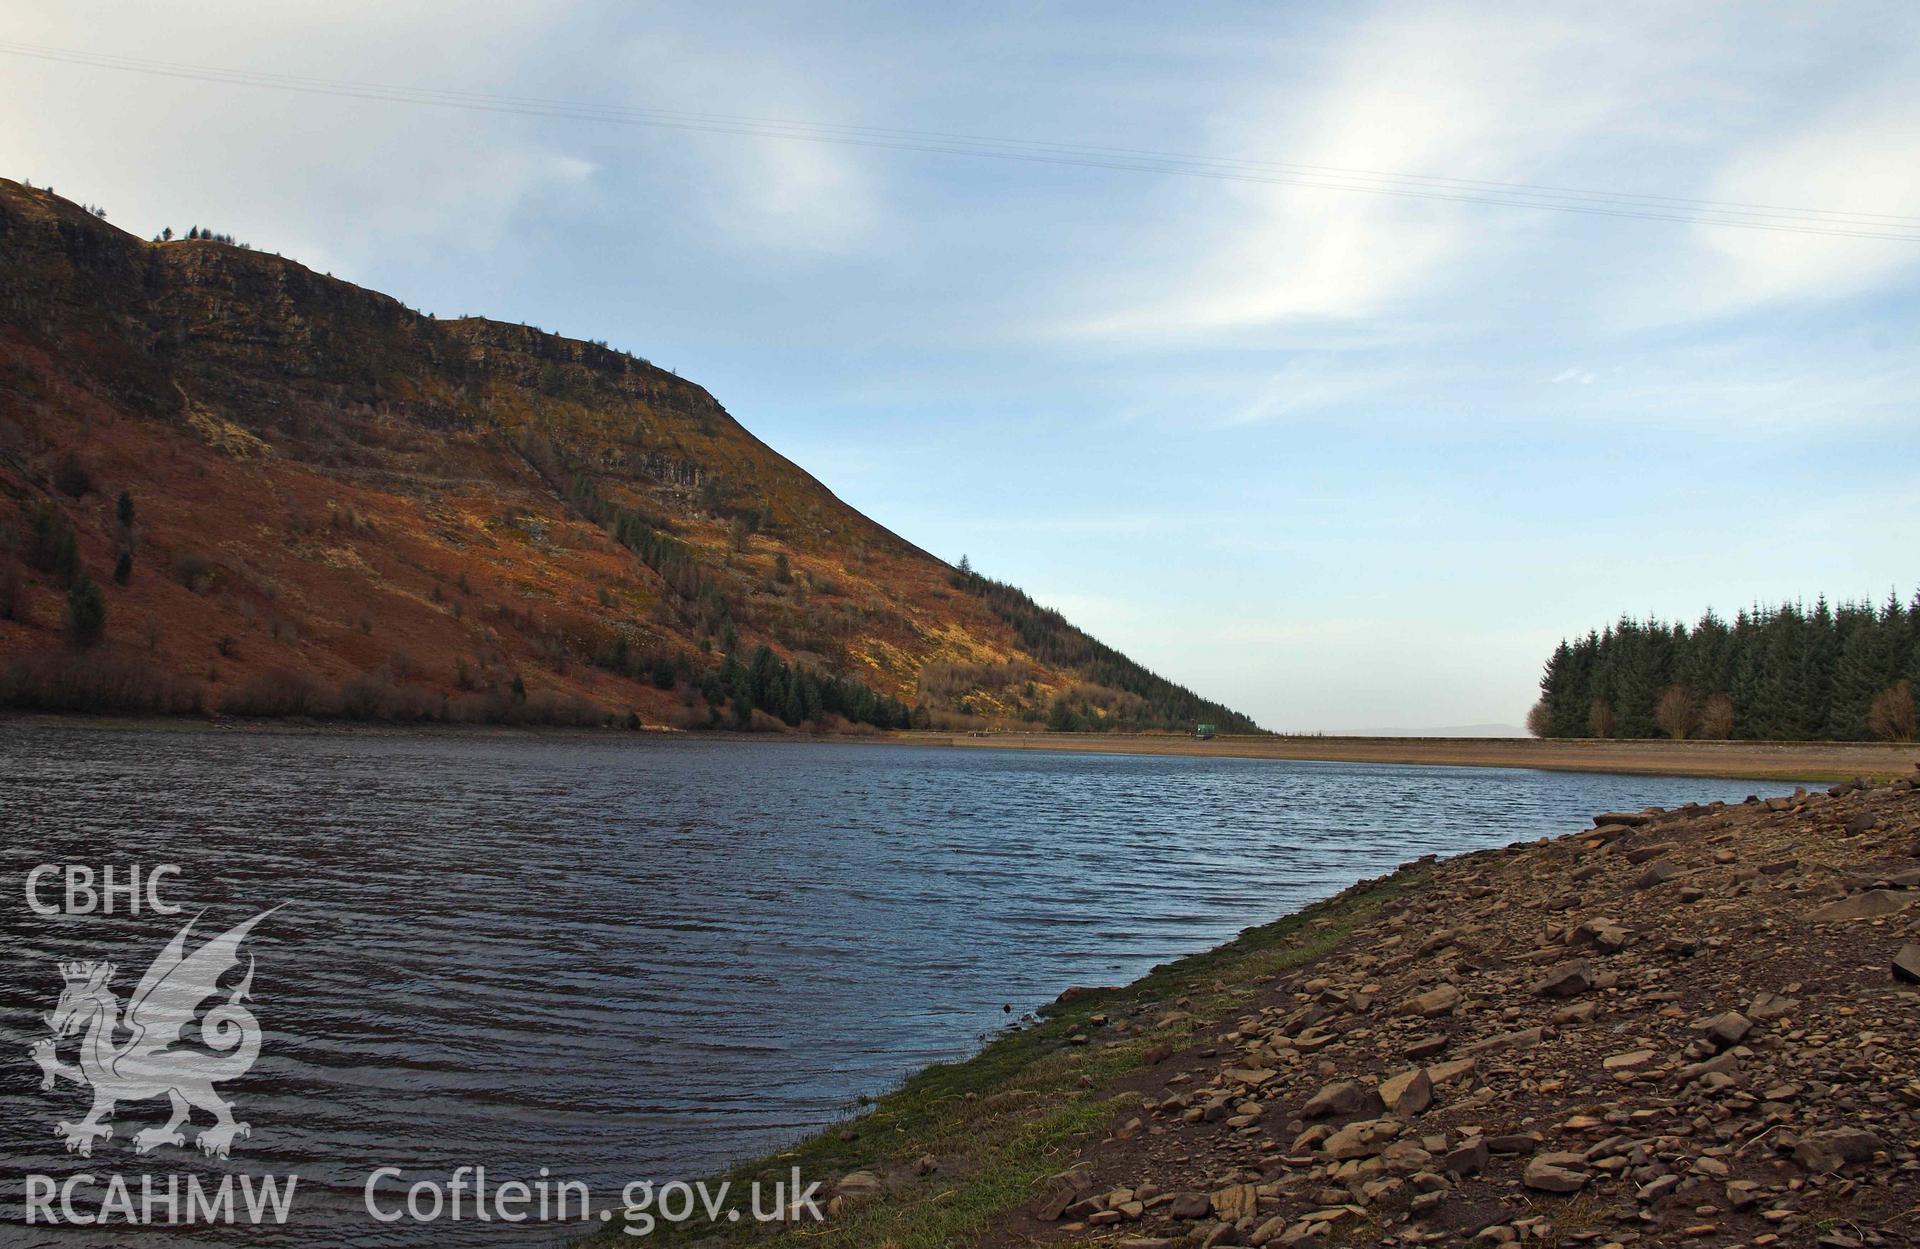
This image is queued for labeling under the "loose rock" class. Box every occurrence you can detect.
[1522,1152,1590,1193]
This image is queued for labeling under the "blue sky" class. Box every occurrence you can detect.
[6,2,1918,730]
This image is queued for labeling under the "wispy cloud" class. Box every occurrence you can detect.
[1644,90,1920,323]
[1066,4,1658,339]
[614,32,879,256]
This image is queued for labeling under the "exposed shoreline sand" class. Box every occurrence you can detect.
[905,732,1919,783]
[7,713,1913,783]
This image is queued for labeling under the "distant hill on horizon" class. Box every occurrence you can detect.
[0,178,1258,734]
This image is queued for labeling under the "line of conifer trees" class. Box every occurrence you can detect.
[1534,593,1918,741]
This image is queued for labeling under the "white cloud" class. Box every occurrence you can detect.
[1069,4,1654,339]
[1057,1,1920,371]
[1660,93,1920,319]
[613,33,878,255]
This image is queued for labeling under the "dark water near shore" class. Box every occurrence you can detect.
[0,725,1783,1245]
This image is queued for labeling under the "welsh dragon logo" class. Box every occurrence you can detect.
[29,909,277,1159]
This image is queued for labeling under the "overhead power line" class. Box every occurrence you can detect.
[5,39,1918,243]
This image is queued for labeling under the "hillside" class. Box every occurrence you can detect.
[0,178,1257,733]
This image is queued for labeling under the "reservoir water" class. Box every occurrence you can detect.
[0,724,1784,1245]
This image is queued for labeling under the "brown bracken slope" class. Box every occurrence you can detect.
[0,179,1251,731]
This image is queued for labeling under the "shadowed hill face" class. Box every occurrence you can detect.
[0,179,1257,734]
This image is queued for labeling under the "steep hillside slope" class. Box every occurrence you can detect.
[0,179,1257,733]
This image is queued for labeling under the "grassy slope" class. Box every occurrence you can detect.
[581,871,1423,1249]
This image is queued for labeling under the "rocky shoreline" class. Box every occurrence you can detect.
[647,760,1920,1249]
[985,765,1920,1248]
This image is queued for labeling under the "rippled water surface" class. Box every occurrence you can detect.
[1,725,1781,1244]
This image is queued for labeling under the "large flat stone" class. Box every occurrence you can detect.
[1805,890,1919,922]
[1523,1153,1590,1192]
[1303,1080,1373,1119]
[1531,959,1595,997]
[1401,983,1461,1017]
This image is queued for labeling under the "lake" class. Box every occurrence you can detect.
[0,724,1782,1245]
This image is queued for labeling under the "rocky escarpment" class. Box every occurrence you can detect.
[994,765,1920,1248]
